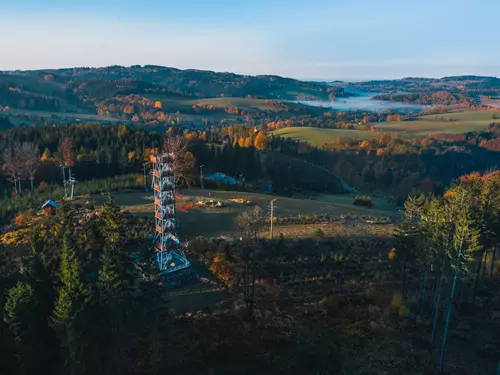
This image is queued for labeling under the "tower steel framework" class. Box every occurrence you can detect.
[150,153,191,273]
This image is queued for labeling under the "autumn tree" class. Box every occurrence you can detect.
[59,138,75,198]
[163,135,197,187]
[253,132,268,151]
[60,138,75,176]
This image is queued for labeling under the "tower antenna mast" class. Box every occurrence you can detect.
[151,153,190,273]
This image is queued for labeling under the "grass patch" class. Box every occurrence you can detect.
[266,222,395,239]
[5,108,120,123]
[317,193,399,212]
[271,127,377,146]
[375,110,497,137]
[144,95,274,112]
[186,97,274,109]
[103,188,399,239]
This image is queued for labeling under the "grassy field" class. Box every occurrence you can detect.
[187,97,274,109]
[317,193,399,212]
[375,110,498,137]
[146,94,273,111]
[266,221,395,239]
[271,127,377,146]
[145,95,323,124]
[143,94,279,124]
[95,188,399,239]
[5,108,121,124]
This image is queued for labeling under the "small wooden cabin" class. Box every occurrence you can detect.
[41,200,59,215]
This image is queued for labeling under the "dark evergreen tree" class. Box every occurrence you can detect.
[51,229,88,375]
[4,282,40,375]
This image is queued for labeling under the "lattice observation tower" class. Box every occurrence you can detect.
[150,153,191,273]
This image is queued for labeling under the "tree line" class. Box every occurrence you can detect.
[396,171,500,371]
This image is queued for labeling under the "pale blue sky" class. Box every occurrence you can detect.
[0,0,498,80]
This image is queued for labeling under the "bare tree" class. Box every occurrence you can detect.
[59,138,75,198]
[236,205,263,238]
[21,142,39,191]
[3,145,21,194]
[162,135,196,187]
[60,138,75,178]
[2,142,31,194]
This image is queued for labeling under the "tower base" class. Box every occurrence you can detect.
[156,250,191,274]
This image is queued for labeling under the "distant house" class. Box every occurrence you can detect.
[41,200,59,215]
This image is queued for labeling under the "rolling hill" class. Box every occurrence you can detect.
[0,65,345,127]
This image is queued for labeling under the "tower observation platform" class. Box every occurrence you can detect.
[150,153,191,273]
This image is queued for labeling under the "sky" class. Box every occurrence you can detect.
[0,0,499,80]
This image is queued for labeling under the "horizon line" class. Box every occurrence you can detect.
[0,64,498,83]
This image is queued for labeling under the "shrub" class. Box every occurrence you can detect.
[14,212,26,227]
[320,295,340,312]
[391,293,403,310]
[177,202,195,212]
[398,305,410,319]
[189,237,209,258]
[388,248,396,260]
[314,228,325,239]
[353,195,373,208]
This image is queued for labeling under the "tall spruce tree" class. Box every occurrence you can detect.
[4,282,39,375]
[52,229,88,375]
[439,185,482,370]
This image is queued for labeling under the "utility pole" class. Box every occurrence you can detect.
[142,162,149,191]
[68,176,77,200]
[200,165,204,189]
[269,198,277,239]
[60,164,67,199]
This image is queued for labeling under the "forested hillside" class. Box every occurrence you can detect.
[0,65,348,127]
[339,76,500,95]
[373,91,473,106]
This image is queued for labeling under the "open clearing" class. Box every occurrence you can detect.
[145,95,323,123]
[271,127,376,145]
[375,110,498,137]
[146,94,274,112]
[267,221,395,239]
[5,108,121,124]
[93,188,399,239]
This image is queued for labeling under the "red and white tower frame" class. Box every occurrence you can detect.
[150,153,190,273]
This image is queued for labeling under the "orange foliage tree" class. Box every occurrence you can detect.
[253,132,268,151]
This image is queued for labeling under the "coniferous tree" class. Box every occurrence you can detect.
[52,229,88,375]
[99,194,130,281]
[439,185,482,370]
[20,225,59,373]
[4,282,39,375]
[96,194,134,373]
